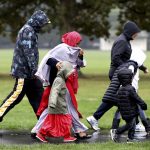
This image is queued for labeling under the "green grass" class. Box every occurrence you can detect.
[0,49,150,75]
[0,50,150,149]
[1,142,150,150]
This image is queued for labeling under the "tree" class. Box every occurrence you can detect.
[116,0,150,32]
[116,0,150,50]
[0,0,115,41]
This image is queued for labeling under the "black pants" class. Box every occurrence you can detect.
[116,117,136,139]
[0,78,44,120]
[112,106,150,131]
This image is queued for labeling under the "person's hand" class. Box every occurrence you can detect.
[79,49,84,56]
[144,68,149,74]
[141,103,147,110]
[56,62,62,70]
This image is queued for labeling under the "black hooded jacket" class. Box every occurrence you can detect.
[117,69,147,120]
[109,21,140,80]
[11,10,49,78]
[102,60,138,105]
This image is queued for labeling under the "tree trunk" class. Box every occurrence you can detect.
[147,32,150,51]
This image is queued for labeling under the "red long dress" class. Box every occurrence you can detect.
[37,72,81,138]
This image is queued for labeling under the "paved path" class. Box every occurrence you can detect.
[0,130,150,145]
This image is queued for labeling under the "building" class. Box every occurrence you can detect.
[99,31,149,51]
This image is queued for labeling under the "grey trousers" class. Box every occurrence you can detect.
[66,90,88,133]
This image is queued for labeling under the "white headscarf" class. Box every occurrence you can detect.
[35,43,81,84]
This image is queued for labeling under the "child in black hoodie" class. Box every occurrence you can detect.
[110,68,147,142]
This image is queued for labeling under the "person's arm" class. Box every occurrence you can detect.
[139,64,149,73]
[47,58,63,70]
[77,49,86,68]
[48,78,63,108]
[130,87,147,110]
[21,28,38,77]
[46,58,59,68]
[112,40,126,67]
[77,55,85,68]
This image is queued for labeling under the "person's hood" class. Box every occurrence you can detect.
[123,21,140,40]
[57,61,74,80]
[130,49,146,67]
[27,10,50,32]
[61,31,82,47]
[118,68,133,86]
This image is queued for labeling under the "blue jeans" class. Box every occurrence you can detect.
[93,102,114,120]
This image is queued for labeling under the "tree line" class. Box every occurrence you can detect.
[0,0,150,41]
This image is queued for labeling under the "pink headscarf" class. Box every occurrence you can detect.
[61,31,82,47]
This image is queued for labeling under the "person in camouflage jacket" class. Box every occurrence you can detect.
[0,10,50,122]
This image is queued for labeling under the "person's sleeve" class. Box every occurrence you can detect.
[46,58,59,68]
[78,55,83,60]
[48,78,63,108]
[21,28,38,77]
[130,87,147,110]
[112,40,126,67]
[77,55,85,67]
[139,64,147,73]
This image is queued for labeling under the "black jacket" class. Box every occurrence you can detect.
[102,60,138,105]
[117,69,147,120]
[11,10,49,78]
[109,21,140,80]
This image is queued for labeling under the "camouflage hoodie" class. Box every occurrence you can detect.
[48,61,74,114]
[11,10,50,78]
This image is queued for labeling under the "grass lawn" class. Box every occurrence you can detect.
[0,50,150,149]
[0,49,111,75]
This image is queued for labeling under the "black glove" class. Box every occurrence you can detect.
[141,103,147,110]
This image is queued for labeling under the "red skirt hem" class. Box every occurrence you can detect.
[39,114,72,138]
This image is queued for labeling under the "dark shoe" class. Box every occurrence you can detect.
[110,129,118,142]
[0,117,3,122]
[31,133,37,139]
[127,138,140,143]
[75,133,92,139]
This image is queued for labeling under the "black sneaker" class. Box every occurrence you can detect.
[110,129,118,142]
[0,117,3,122]
[31,133,37,139]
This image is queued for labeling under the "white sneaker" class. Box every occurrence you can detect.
[86,116,100,131]
[135,123,145,132]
